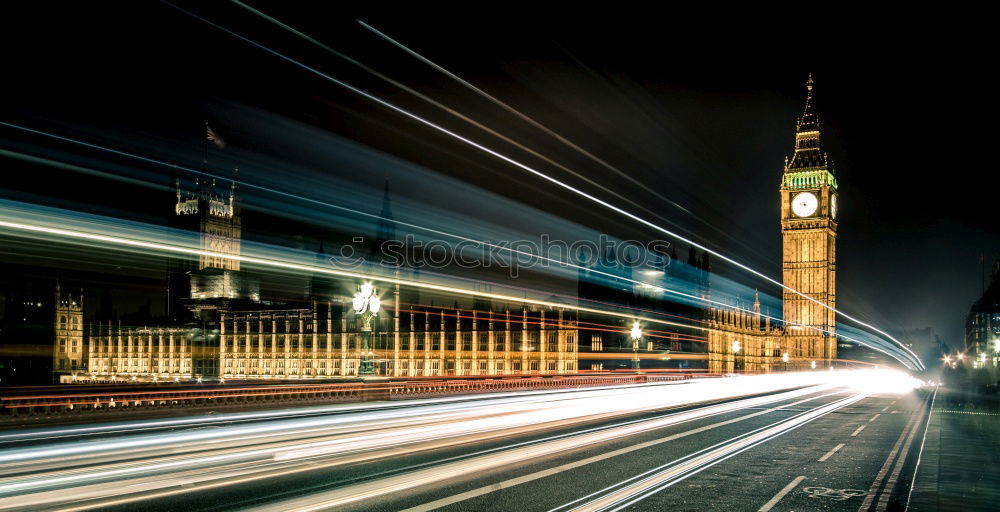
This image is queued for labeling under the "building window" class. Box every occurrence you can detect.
[495,333,506,352]
[479,334,489,352]
[547,333,558,353]
[591,334,603,352]
[527,332,539,351]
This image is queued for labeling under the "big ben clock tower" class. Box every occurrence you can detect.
[780,74,838,366]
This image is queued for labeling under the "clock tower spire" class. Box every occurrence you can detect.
[780,74,838,368]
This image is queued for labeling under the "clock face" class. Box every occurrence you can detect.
[791,192,819,217]
[831,195,838,219]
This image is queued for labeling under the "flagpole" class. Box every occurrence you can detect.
[203,120,209,172]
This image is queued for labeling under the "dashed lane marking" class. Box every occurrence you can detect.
[818,443,845,462]
[758,475,806,512]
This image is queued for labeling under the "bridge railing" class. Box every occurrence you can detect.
[0,373,720,418]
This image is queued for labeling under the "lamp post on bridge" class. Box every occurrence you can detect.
[353,283,380,376]
[630,321,642,370]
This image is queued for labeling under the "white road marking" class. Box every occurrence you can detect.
[560,394,868,512]
[876,405,925,511]
[857,395,928,512]
[881,406,889,412]
[869,413,881,422]
[818,443,845,462]
[366,391,843,512]
[905,387,938,511]
[851,425,866,437]
[758,475,806,511]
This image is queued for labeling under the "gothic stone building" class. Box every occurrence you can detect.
[705,75,838,373]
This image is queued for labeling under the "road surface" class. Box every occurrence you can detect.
[0,371,930,511]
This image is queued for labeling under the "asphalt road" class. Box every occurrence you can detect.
[0,372,932,511]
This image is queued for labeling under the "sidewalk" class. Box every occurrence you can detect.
[907,389,1000,511]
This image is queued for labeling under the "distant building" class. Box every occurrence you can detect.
[0,274,82,384]
[965,260,1000,365]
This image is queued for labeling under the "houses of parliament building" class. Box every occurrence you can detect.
[47,76,838,383]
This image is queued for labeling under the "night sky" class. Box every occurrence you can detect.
[2,2,995,360]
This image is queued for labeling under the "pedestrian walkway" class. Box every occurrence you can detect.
[907,390,1000,511]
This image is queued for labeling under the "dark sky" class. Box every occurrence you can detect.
[2,3,995,357]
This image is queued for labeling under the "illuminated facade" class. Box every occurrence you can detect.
[85,303,578,381]
[52,282,85,374]
[965,259,1000,365]
[81,177,578,382]
[707,75,838,373]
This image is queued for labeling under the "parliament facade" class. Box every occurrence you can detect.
[52,76,837,383]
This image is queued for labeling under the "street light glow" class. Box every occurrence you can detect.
[353,283,379,315]
[630,321,642,340]
[732,340,741,354]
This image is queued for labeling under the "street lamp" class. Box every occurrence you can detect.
[810,360,817,369]
[782,352,789,371]
[630,321,642,370]
[353,283,380,376]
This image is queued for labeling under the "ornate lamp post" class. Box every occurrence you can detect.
[630,321,642,370]
[353,283,380,376]
[782,351,789,372]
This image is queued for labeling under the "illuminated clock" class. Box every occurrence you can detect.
[831,195,838,219]
[791,192,818,217]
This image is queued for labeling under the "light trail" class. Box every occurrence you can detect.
[0,125,777,335]
[0,372,889,511]
[0,199,922,368]
[557,393,870,512]
[158,2,924,370]
[228,0,697,243]
[0,123,921,366]
[0,208,699,333]
[0,380,698,445]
